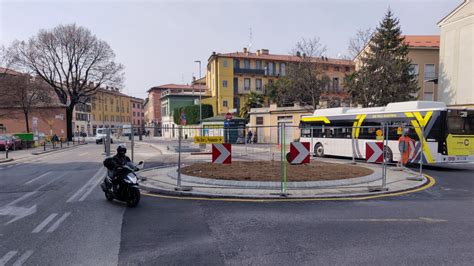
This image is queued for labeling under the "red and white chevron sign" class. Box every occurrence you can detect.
[366,142,384,163]
[212,144,231,164]
[289,142,310,164]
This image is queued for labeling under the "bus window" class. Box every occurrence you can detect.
[447,110,474,135]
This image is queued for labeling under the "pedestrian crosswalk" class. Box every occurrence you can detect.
[0,250,34,266]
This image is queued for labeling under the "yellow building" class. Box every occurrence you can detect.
[91,87,132,135]
[205,48,354,115]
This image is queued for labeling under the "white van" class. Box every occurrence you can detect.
[95,128,114,144]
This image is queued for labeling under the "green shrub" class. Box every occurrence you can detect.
[173,104,213,125]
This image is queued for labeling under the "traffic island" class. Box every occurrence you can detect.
[139,160,434,200]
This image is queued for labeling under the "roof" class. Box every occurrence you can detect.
[148,84,207,93]
[403,35,440,48]
[0,67,24,76]
[130,97,144,103]
[211,51,354,66]
[438,0,470,26]
[96,87,132,98]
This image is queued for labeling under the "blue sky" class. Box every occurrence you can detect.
[0,0,460,98]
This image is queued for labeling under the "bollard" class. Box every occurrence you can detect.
[5,145,8,159]
[44,141,46,151]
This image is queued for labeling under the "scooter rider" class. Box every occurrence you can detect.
[106,144,133,193]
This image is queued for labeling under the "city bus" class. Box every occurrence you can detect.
[300,101,474,166]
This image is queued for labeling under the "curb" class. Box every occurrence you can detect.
[31,143,87,155]
[0,158,14,164]
[140,174,433,201]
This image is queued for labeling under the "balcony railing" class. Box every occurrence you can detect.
[234,68,265,75]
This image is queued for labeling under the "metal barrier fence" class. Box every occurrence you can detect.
[103,123,425,195]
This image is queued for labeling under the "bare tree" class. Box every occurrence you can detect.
[7,24,124,140]
[0,73,52,132]
[286,37,330,110]
[347,28,373,59]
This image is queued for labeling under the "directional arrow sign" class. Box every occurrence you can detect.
[288,142,310,165]
[366,142,384,163]
[212,144,231,164]
[0,205,37,225]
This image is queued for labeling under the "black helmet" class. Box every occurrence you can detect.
[117,144,127,154]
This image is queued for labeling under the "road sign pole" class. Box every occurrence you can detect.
[177,125,182,189]
[382,123,388,188]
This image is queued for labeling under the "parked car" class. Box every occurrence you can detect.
[0,135,13,151]
[8,136,23,149]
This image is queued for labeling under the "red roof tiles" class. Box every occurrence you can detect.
[403,35,440,48]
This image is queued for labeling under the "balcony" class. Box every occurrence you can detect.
[234,68,265,75]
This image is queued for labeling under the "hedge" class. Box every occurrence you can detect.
[173,104,213,125]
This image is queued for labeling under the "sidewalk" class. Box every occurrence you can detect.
[0,142,87,164]
[139,161,431,199]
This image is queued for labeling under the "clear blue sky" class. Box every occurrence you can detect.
[0,0,460,99]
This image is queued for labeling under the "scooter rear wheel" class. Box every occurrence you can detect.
[126,187,140,207]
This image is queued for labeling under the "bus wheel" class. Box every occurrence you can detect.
[384,146,393,163]
[315,144,324,157]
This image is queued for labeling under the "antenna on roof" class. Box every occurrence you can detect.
[248,27,253,52]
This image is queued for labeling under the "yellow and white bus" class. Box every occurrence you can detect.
[300,101,474,165]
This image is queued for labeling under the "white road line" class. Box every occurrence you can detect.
[46,212,71,233]
[32,213,58,233]
[0,251,18,265]
[12,250,34,266]
[78,174,105,202]
[6,192,36,207]
[67,167,105,203]
[24,172,51,185]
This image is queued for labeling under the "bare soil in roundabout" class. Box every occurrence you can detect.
[180,161,374,182]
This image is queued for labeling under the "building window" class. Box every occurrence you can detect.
[409,64,419,76]
[244,59,250,69]
[280,63,286,76]
[223,80,228,88]
[323,65,329,71]
[133,112,136,116]
[268,79,273,85]
[133,103,135,108]
[424,64,436,80]
[244,78,251,90]
[334,66,340,72]
[223,59,228,67]
[233,59,240,69]
[345,66,350,72]
[256,79,262,90]
[332,77,339,91]
[256,117,264,125]
[223,100,228,107]
[256,60,262,69]
[267,62,274,75]
[423,92,434,101]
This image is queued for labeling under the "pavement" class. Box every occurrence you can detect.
[1,138,474,264]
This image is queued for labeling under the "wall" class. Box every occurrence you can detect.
[438,3,474,107]
[408,48,439,101]
[0,107,67,138]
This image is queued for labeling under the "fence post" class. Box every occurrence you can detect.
[408,124,425,181]
[131,126,135,162]
[382,123,388,188]
[280,123,288,196]
[351,125,356,164]
[106,128,111,156]
[174,125,191,191]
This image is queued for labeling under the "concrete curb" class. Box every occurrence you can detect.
[140,175,430,200]
[0,158,14,164]
[31,143,87,155]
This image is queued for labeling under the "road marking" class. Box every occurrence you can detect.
[78,175,104,202]
[334,217,447,223]
[6,192,36,207]
[32,213,58,233]
[67,167,105,203]
[78,152,89,157]
[4,205,37,225]
[24,172,51,185]
[143,174,436,202]
[46,212,70,233]
[12,250,34,266]
[0,251,18,265]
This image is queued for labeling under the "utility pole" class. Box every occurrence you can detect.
[194,60,202,123]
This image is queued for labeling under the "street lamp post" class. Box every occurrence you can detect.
[194,60,202,123]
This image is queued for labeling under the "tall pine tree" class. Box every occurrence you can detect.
[345,9,419,107]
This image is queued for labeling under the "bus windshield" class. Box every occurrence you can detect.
[446,109,474,135]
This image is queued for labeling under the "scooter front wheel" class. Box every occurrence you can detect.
[105,191,114,201]
[126,187,140,207]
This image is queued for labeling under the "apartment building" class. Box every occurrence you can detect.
[131,97,145,129]
[204,48,354,115]
[90,87,132,135]
[72,101,92,136]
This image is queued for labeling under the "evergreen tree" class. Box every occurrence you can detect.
[345,9,418,107]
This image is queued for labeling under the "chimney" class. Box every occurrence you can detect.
[243,47,248,54]
[261,49,269,55]
[256,50,261,56]
[212,51,216,55]
[302,53,306,58]
[296,51,301,57]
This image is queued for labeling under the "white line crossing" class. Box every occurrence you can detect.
[24,172,51,185]
[67,167,105,203]
[46,212,71,233]
[32,213,58,233]
[5,192,36,207]
[0,251,18,265]
[12,250,34,266]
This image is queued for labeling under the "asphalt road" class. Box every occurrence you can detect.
[0,142,473,265]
